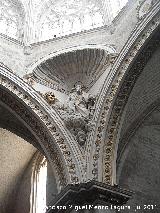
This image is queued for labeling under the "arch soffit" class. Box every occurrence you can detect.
[0,66,85,187]
[116,99,160,179]
[0,85,69,189]
[86,1,160,185]
[0,100,40,150]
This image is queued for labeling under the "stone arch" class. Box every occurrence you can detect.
[86,1,160,184]
[0,64,85,189]
[115,98,160,210]
[116,99,160,181]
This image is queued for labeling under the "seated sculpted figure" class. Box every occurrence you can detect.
[67,83,92,118]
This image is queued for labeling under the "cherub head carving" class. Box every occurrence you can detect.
[45,92,56,105]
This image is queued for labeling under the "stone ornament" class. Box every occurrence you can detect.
[33,47,116,92]
[137,0,158,20]
[86,2,160,185]
[66,83,95,118]
[0,67,86,187]
[43,83,95,147]
[23,73,35,86]
[44,92,56,105]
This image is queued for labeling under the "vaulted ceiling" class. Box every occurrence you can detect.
[0,0,128,44]
[116,31,160,212]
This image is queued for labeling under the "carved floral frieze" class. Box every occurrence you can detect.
[87,3,160,185]
[0,70,86,189]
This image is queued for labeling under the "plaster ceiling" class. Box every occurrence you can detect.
[0,128,36,212]
[0,0,128,44]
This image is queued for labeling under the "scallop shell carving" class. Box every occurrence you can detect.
[33,48,116,91]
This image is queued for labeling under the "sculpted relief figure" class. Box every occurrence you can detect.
[43,83,95,146]
[66,82,95,118]
[44,92,66,110]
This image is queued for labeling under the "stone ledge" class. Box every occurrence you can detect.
[46,181,132,213]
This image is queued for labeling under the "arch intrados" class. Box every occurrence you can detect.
[87,2,160,185]
[116,99,160,182]
[0,85,68,188]
[0,64,85,185]
[0,93,44,153]
[103,24,160,184]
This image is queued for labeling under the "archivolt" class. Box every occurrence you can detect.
[86,1,160,185]
[0,64,85,189]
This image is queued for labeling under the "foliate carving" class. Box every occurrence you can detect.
[0,73,85,187]
[62,83,95,147]
[66,83,95,118]
[102,19,160,184]
[109,53,119,65]
[23,73,35,86]
[0,87,67,188]
[88,13,160,184]
[137,0,157,20]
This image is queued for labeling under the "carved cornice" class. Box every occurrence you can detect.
[86,1,160,184]
[0,66,86,188]
[46,181,132,213]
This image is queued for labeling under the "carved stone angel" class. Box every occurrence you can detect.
[66,83,95,118]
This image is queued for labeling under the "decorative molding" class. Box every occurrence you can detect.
[0,87,68,188]
[86,0,160,185]
[137,0,158,20]
[42,85,96,147]
[0,66,86,188]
